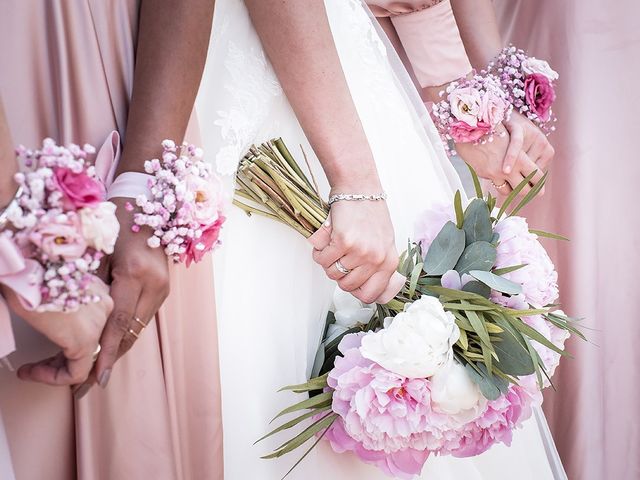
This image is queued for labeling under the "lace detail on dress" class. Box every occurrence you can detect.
[214,40,282,176]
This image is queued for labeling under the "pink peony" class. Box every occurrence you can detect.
[181,216,225,267]
[53,167,105,209]
[414,200,455,252]
[449,120,491,143]
[28,212,87,261]
[524,73,556,122]
[479,92,509,128]
[438,386,535,458]
[493,216,558,308]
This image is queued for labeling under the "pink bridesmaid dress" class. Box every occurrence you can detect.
[0,2,223,479]
[495,2,640,479]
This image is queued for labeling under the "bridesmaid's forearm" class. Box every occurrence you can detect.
[450,0,503,69]
[245,0,382,191]
[115,0,214,176]
[0,99,18,209]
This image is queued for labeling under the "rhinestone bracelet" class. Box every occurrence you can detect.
[328,192,387,206]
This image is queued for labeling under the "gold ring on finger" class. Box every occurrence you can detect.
[133,317,148,330]
[491,180,508,190]
[127,328,140,340]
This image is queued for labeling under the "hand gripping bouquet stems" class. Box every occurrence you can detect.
[1,139,119,312]
[235,139,584,479]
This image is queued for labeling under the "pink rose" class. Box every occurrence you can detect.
[53,167,105,209]
[29,212,87,261]
[449,121,491,143]
[479,93,509,128]
[181,217,225,267]
[524,73,556,122]
[185,174,223,225]
[448,87,482,127]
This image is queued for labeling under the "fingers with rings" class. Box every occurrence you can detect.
[335,259,351,275]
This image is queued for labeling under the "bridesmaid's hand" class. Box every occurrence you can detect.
[93,197,170,388]
[312,190,398,304]
[2,277,113,386]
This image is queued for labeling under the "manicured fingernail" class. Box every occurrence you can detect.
[74,383,92,400]
[98,369,112,388]
[504,166,512,174]
[323,216,331,227]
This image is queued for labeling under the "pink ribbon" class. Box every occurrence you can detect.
[308,217,405,305]
[0,236,44,358]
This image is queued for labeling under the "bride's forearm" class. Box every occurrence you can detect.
[450,0,503,69]
[0,99,18,209]
[115,0,214,176]
[245,0,382,191]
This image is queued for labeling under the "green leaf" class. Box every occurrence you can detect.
[493,331,536,376]
[496,170,538,220]
[493,264,528,276]
[512,319,568,356]
[466,309,493,350]
[255,408,325,444]
[464,363,504,401]
[463,199,493,244]
[262,413,337,459]
[454,241,497,275]
[469,270,523,295]
[423,221,466,275]
[408,262,424,297]
[280,421,334,478]
[491,232,500,245]
[510,171,548,217]
[454,190,465,229]
[272,392,333,422]
[279,374,329,393]
[465,163,484,199]
[459,328,469,350]
[529,229,570,242]
[462,281,491,298]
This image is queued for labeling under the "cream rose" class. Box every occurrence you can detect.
[521,57,559,81]
[79,201,120,254]
[360,296,459,378]
[448,86,482,127]
[430,361,487,424]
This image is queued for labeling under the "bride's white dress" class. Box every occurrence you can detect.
[197,0,566,478]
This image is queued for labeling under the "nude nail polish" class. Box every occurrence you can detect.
[98,369,112,388]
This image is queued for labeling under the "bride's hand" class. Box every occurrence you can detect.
[312,190,398,304]
[1,277,113,386]
[93,197,170,388]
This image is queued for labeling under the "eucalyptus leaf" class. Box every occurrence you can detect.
[454,190,464,229]
[463,199,493,244]
[493,331,536,376]
[454,241,497,275]
[491,232,500,244]
[465,163,484,199]
[469,270,523,295]
[462,281,491,298]
[423,221,466,275]
[464,363,502,401]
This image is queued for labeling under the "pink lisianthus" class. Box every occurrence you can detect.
[448,86,482,127]
[181,217,225,267]
[414,200,455,252]
[493,216,558,308]
[524,73,556,122]
[438,386,535,458]
[479,92,509,128]
[449,120,491,144]
[53,167,105,209]
[28,212,87,261]
[324,418,429,480]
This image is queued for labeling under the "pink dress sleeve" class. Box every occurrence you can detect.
[368,0,472,87]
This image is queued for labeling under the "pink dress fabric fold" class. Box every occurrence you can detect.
[494,2,640,479]
[0,2,223,479]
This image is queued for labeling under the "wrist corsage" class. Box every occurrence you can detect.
[127,140,226,266]
[431,73,512,150]
[486,45,558,132]
[2,139,119,311]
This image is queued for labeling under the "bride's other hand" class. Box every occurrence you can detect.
[313,195,398,304]
[94,197,169,388]
[1,278,113,386]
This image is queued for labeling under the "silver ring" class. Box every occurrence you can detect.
[491,180,508,190]
[335,259,351,275]
[92,344,102,363]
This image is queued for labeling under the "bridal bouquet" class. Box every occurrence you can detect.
[235,139,582,478]
[127,140,226,266]
[2,139,119,311]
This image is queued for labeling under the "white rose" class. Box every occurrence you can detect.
[79,202,120,254]
[360,296,459,378]
[430,361,487,423]
[521,57,559,81]
[332,287,375,328]
[448,86,482,127]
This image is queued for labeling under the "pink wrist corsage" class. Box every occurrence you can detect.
[3,139,119,311]
[431,73,512,151]
[486,45,558,132]
[127,140,225,266]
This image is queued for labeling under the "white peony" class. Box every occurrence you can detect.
[521,57,559,81]
[332,287,375,328]
[430,360,487,424]
[360,296,459,378]
[79,202,120,254]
